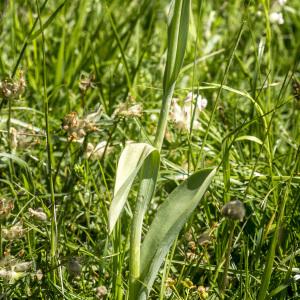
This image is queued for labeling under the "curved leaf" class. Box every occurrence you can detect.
[108,143,159,233]
[138,168,216,299]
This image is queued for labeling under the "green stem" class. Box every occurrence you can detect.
[220,221,236,297]
[154,84,175,150]
[129,154,159,299]
[35,0,60,288]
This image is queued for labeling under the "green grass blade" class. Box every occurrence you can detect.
[108,143,160,234]
[138,168,216,299]
[29,1,66,41]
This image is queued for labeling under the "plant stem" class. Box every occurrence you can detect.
[220,221,236,297]
[154,84,175,150]
[35,0,60,288]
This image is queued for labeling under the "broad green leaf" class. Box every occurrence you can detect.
[108,143,159,234]
[138,168,216,299]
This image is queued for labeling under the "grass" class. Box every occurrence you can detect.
[0,0,300,299]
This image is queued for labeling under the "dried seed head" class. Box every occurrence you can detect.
[28,208,47,222]
[12,261,33,272]
[221,200,246,221]
[2,223,26,240]
[0,255,18,268]
[96,286,108,299]
[62,111,98,141]
[79,72,96,92]
[0,71,26,100]
[0,269,24,283]
[186,250,197,261]
[0,198,14,221]
[184,229,193,242]
[198,231,211,246]
[113,102,143,118]
[165,277,176,287]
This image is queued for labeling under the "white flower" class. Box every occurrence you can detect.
[278,0,287,6]
[269,12,284,24]
[170,92,207,131]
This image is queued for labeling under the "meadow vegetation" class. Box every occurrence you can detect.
[0,0,299,299]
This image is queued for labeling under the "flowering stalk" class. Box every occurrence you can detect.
[128,0,191,298]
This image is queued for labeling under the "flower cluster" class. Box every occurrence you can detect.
[169,92,207,131]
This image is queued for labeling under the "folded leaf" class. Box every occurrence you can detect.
[108,143,159,233]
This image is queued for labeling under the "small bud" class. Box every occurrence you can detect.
[221,200,246,221]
